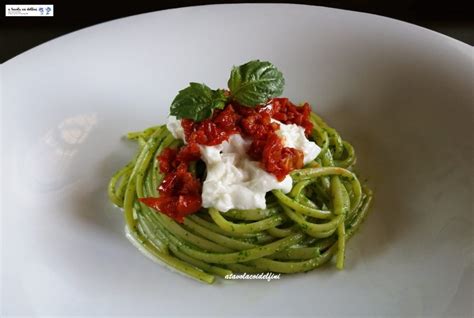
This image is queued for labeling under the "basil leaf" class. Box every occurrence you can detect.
[170,83,227,121]
[228,60,284,107]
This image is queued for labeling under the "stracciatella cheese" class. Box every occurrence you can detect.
[199,134,293,211]
[274,120,320,165]
[166,116,186,141]
[166,116,320,212]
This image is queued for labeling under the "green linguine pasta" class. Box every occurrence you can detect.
[108,112,373,284]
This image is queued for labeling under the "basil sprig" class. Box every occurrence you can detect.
[170,83,227,122]
[228,60,284,107]
[170,60,284,121]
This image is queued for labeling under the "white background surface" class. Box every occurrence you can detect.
[1,4,473,317]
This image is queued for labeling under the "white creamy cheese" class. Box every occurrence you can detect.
[200,134,292,211]
[275,120,321,164]
[166,116,320,212]
[166,115,186,141]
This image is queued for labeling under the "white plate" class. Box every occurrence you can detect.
[1,4,473,317]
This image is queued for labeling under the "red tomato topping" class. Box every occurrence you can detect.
[177,142,201,162]
[180,99,312,148]
[142,98,313,221]
[239,109,279,139]
[141,143,203,223]
[139,165,202,223]
[261,133,304,181]
[270,98,313,136]
[157,148,178,173]
[213,104,241,133]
